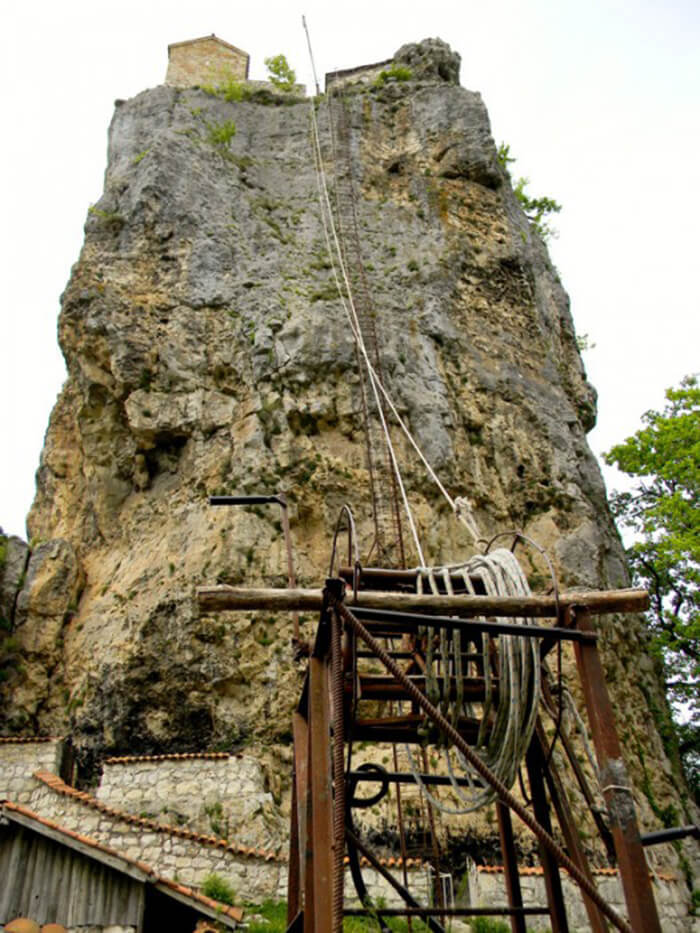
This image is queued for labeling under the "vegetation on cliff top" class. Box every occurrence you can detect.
[605,375,700,796]
[497,143,562,241]
[264,54,297,92]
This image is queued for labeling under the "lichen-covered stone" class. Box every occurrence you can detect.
[394,38,461,85]
[0,533,30,626]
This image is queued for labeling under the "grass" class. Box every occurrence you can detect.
[471,919,511,933]
[206,119,237,147]
[242,901,432,931]
[201,873,236,906]
[374,65,413,87]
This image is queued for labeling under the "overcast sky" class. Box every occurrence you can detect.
[1,0,698,540]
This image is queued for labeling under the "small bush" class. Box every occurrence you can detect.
[471,919,511,933]
[201,873,236,906]
[206,120,237,147]
[374,65,413,87]
[203,75,253,103]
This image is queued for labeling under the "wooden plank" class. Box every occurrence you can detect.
[198,585,649,617]
[3,808,150,883]
[573,610,662,933]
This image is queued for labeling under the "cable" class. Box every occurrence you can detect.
[308,92,425,564]
[402,548,541,814]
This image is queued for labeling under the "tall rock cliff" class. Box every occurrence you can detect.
[3,40,693,866]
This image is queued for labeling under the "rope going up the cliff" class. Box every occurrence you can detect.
[305,81,485,553]
[307,84,485,558]
[308,89,426,564]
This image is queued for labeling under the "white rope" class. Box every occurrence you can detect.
[403,548,541,814]
[308,94,425,564]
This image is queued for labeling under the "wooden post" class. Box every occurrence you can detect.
[197,585,649,617]
[496,800,527,933]
[573,609,662,932]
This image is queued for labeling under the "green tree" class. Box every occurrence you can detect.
[497,142,562,241]
[604,375,699,794]
[264,54,297,92]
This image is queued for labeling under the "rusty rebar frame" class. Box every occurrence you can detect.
[322,587,662,933]
[207,575,661,932]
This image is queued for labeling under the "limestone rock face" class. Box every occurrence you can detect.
[0,534,30,626]
[3,40,691,859]
[394,37,461,85]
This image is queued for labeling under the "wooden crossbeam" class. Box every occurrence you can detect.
[197,585,648,617]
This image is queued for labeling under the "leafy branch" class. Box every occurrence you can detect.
[605,375,700,796]
[497,143,562,242]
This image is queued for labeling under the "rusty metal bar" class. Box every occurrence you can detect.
[573,609,662,933]
[351,606,597,643]
[641,824,699,846]
[287,766,301,924]
[496,800,527,933]
[330,610,345,933]
[334,597,632,933]
[348,769,482,788]
[290,712,308,921]
[198,585,649,617]
[541,679,617,862]
[538,736,608,933]
[352,673,497,701]
[305,656,334,933]
[526,741,569,932]
[343,907,550,917]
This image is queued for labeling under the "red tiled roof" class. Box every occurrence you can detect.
[32,770,284,862]
[104,752,231,765]
[476,864,677,882]
[2,801,243,924]
[0,736,62,744]
[343,854,423,869]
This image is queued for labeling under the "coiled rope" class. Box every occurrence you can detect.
[404,548,541,813]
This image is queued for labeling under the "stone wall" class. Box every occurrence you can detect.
[0,738,63,804]
[469,864,695,933]
[166,36,249,88]
[28,775,286,902]
[97,753,286,849]
[25,773,431,909]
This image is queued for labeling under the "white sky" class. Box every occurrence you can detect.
[1,0,698,539]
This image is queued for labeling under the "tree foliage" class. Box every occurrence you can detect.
[264,54,297,92]
[604,375,699,793]
[497,143,562,242]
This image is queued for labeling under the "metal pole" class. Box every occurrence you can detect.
[330,610,345,932]
[573,609,662,933]
[305,656,334,933]
[525,742,569,932]
[496,800,527,933]
[535,727,608,933]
